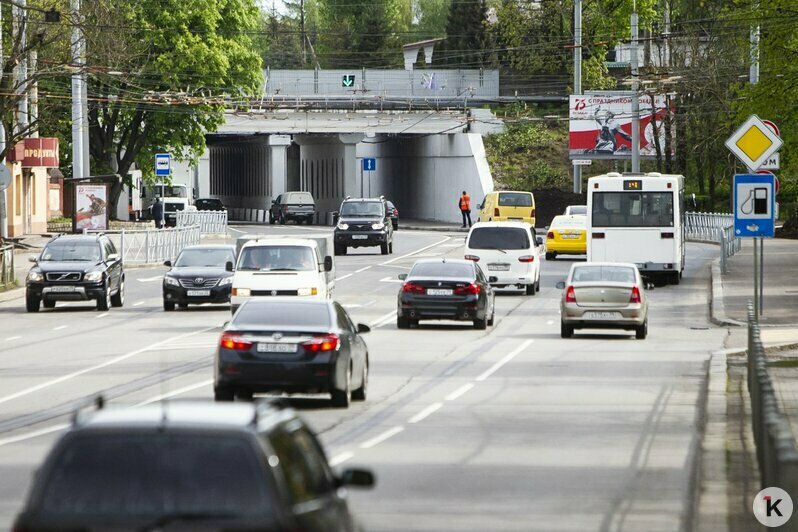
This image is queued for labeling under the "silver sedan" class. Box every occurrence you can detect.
[557,262,649,339]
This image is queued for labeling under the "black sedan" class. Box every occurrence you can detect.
[215,299,370,408]
[397,259,496,330]
[162,244,236,311]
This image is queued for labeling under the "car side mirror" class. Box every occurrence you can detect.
[324,256,333,272]
[536,236,543,246]
[556,281,566,289]
[163,260,172,267]
[357,323,371,334]
[107,253,119,262]
[398,273,407,280]
[29,256,38,263]
[225,261,234,272]
[488,276,498,283]
[337,468,375,489]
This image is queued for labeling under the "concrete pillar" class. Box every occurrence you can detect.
[338,133,363,198]
[268,135,291,199]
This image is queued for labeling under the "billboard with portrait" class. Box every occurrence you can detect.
[74,184,109,232]
[569,93,674,159]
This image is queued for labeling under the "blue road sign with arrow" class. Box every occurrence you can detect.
[342,75,355,88]
[734,173,775,238]
[362,158,376,171]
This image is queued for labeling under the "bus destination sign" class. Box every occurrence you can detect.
[623,179,642,191]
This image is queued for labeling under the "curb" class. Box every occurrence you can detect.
[710,259,746,327]
[401,225,469,233]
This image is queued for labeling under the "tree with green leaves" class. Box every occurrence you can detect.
[437,0,490,68]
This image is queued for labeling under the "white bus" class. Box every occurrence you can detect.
[587,172,685,284]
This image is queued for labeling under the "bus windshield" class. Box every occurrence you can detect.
[591,192,674,227]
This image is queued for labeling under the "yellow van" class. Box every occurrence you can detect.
[477,191,536,226]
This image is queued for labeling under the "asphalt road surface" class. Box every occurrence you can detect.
[0,225,726,531]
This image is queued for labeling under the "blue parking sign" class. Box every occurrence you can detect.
[733,173,775,238]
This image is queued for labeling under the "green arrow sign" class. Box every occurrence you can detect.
[342,75,355,87]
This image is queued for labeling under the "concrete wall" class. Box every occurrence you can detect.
[208,138,272,211]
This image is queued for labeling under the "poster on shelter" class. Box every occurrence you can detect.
[569,93,674,159]
[74,184,108,231]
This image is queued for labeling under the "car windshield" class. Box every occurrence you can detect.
[175,249,234,268]
[409,262,474,279]
[571,265,636,284]
[498,193,533,207]
[237,246,316,272]
[40,242,101,262]
[37,432,274,519]
[234,302,331,328]
[340,201,383,217]
[287,193,314,204]
[154,185,187,198]
[591,192,674,227]
[551,216,586,229]
[468,227,530,250]
[566,206,587,215]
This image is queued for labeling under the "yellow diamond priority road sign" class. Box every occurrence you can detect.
[725,115,783,171]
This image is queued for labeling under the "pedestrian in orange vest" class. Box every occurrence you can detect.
[459,190,472,228]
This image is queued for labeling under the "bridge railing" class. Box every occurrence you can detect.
[176,210,227,235]
[685,212,742,272]
[84,225,201,264]
[0,243,14,288]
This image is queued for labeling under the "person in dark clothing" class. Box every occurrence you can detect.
[151,197,165,229]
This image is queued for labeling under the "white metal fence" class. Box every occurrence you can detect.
[176,210,228,234]
[84,225,201,264]
[685,212,742,272]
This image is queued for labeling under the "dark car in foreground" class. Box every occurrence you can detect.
[163,244,236,311]
[333,197,394,255]
[215,298,370,407]
[397,259,496,330]
[14,400,374,532]
[25,234,124,312]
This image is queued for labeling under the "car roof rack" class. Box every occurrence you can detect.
[70,394,106,425]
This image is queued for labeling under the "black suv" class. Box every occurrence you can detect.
[14,400,374,532]
[25,234,125,312]
[195,197,227,211]
[334,197,394,255]
[269,191,316,225]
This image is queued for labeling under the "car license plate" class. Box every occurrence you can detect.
[352,235,368,240]
[562,234,579,239]
[585,311,622,319]
[426,288,453,296]
[487,263,511,271]
[257,343,298,353]
[186,289,211,297]
[50,286,75,293]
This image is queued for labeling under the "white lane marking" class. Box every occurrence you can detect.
[369,310,397,328]
[0,326,217,406]
[360,426,404,449]
[408,402,443,424]
[53,325,68,331]
[335,274,353,281]
[137,276,162,282]
[329,451,354,467]
[96,312,109,319]
[475,339,534,382]
[134,379,214,406]
[147,344,217,352]
[380,236,451,265]
[5,336,22,341]
[133,301,144,307]
[228,227,246,234]
[355,266,371,273]
[380,277,404,283]
[442,243,463,247]
[445,383,474,401]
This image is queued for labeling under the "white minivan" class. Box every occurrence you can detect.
[464,222,544,295]
[230,236,334,313]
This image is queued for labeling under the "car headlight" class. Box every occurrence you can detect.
[233,288,251,297]
[84,271,103,282]
[298,287,318,296]
[218,277,233,287]
[371,222,385,230]
[337,223,349,230]
[27,271,43,282]
[164,276,180,287]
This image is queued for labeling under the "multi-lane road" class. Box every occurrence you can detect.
[0,226,726,531]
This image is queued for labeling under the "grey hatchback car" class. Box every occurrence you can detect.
[558,262,649,339]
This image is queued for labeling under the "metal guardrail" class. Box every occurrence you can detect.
[685,212,742,273]
[747,303,798,507]
[0,243,14,287]
[84,225,201,264]
[176,210,228,234]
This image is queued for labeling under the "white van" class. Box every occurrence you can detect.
[464,222,544,295]
[230,236,334,313]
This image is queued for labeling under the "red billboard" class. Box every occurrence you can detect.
[7,137,60,168]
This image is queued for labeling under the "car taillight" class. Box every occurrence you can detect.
[518,255,535,263]
[531,208,536,217]
[565,285,576,303]
[220,333,253,351]
[464,254,480,262]
[592,232,605,239]
[494,208,500,216]
[547,231,554,239]
[630,286,641,304]
[302,334,340,352]
[661,232,674,239]
[393,209,399,215]
[401,282,426,294]
[454,283,481,295]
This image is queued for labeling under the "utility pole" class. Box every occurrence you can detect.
[30,48,38,138]
[0,4,6,240]
[71,0,84,181]
[750,3,762,316]
[300,0,307,67]
[631,6,641,173]
[14,0,29,134]
[573,0,582,194]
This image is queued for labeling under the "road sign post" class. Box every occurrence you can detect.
[361,158,376,197]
